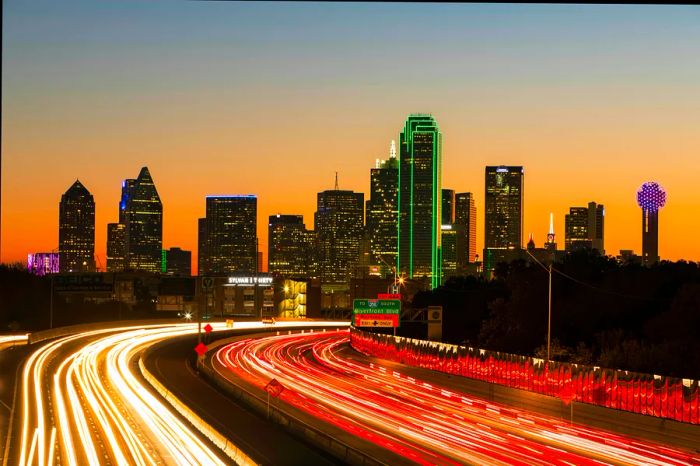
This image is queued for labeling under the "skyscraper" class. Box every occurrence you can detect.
[637,182,667,266]
[59,180,95,273]
[315,188,364,285]
[198,218,208,275]
[441,189,455,225]
[106,222,127,272]
[366,141,398,277]
[455,192,477,264]
[398,114,442,288]
[564,202,605,253]
[268,214,313,279]
[484,166,523,272]
[441,224,465,279]
[121,167,163,273]
[201,195,257,275]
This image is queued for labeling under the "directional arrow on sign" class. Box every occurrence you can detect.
[204,323,213,334]
[194,342,208,357]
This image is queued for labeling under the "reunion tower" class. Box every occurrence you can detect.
[636,182,667,266]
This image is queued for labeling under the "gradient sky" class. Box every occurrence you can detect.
[3,2,700,273]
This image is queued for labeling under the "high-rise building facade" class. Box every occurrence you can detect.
[564,202,605,253]
[268,214,313,279]
[484,166,523,272]
[59,180,95,273]
[201,195,257,275]
[198,218,208,275]
[106,223,127,272]
[121,167,163,273]
[366,141,398,277]
[164,247,192,276]
[441,224,465,279]
[398,114,442,289]
[455,192,477,263]
[315,189,364,285]
[442,189,455,225]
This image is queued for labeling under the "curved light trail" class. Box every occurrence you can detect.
[13,320,348,466]
[213,329,700,466]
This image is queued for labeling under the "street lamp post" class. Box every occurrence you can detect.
[525,249,553,366]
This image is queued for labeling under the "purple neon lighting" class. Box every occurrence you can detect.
[27,253,60,276]
[636,181,667,212]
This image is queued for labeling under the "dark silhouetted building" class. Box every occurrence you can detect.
[455,192,477,264]
[366,141,398,277]
[59,180,95,273]
[121,167,163,273]
[564,202,605,254]
[484,166,523,273]
[442,189,455,225]
[198,218,208,276]
[200,195,257,275]
[268,214,313,279]
[106,223,127,272]
[398,114,442,289]
[315,188,364,285]
[165,247,191,276]
[441,224,465,279]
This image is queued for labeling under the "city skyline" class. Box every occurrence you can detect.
[3,3,700,271]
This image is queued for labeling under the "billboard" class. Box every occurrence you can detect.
[352,299,400,328]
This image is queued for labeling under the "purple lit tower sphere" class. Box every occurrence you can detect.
[636,182,666,266]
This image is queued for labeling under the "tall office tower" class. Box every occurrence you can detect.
[544,213,557,252]
[484,166,524,272]
[315,188,364,285]
[564,202,605,253]
[106,223,127,272]
[197,218,207,275]
[365,141,398,277]
[121,167,163,273]
[637,182,667,266]
[588,202,605,253]
[442,189,455,225]
[268,214,313,278]
[201,195,257,275]
[441,224,465,279]
[455,192,477,263]
[398,114,442,289]
[165,247,191,276]
[59,180,95,273]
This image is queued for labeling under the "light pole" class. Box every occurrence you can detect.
[525,249,553,365]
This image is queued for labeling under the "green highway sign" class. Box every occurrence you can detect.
[352,299,401,314]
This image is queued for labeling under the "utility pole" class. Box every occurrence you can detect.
[547,262,552,365]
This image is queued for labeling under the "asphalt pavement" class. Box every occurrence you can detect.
[144,334,342,466]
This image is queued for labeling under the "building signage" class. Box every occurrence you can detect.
[353,299,400,328]
[227,276,273,286]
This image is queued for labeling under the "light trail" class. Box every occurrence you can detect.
[213,330,700,466]
[13,320,349,465]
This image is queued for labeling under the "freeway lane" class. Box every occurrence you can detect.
[5,320,350,466]
[10,324,229,466]
[144,333,341,466]
[212,330,700,466]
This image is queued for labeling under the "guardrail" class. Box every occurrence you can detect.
[350,327,700,425]
[198,330,392,466]
[138,354,257,466]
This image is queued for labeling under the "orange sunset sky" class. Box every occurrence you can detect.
[2,3,700,273]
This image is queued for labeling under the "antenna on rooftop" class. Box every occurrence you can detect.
[334,172,339,190]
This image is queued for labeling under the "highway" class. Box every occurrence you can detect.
[211,329,700,466]
[4,320,349,466]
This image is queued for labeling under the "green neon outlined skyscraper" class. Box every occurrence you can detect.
[397,114,442,289]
